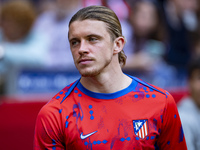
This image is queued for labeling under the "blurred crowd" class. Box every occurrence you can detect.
[0,0,200,95]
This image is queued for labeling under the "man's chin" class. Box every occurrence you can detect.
[79,70,100,77]
[80,73,96,77]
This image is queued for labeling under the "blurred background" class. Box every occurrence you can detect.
[0,0,199,149]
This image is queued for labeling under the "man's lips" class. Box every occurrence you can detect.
[78,58,93,64]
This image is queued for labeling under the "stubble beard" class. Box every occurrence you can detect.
[77,57,112,77]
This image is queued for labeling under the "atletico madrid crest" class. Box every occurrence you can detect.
[133,119,148,139]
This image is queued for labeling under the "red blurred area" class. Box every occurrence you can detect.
[0,96,48,150]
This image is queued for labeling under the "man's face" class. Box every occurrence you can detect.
[68,20,115,77]
[189,69,200,108]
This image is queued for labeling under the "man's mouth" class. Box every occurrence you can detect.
[78,58,93,65]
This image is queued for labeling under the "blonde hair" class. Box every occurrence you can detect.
[69,5,127,67]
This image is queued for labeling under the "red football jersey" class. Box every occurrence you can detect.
[34,76,187,150]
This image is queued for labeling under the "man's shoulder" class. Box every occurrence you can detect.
[50,80,79,104]
[129,75,177,107]
[39,80,79,114]
[131,75,168,96]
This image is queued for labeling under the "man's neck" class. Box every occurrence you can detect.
[80,70,132,93]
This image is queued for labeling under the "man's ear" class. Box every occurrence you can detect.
[113,36,126,54]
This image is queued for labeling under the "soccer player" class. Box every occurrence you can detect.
[34,5,187,149]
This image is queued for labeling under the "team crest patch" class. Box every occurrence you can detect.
[133,119,148,139]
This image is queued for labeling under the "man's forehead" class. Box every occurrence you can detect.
[69,19,107,28]
[73,18,105,23]
[68,19,108,37]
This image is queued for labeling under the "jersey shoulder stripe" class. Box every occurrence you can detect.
[60,78,80,104]
[127,75,167,96]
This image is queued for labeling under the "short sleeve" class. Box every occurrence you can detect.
[157,93,187,149]
[33,99,65,150]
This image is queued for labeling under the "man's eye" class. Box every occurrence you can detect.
[71,41,79,46]
[89,37,97,41]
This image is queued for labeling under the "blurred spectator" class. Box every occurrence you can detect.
[178,56,200,150]
[83,0,102,6]
[33,0,82,70]
[123,0,175,88]
[190,2,200,59]
[35,0,57,14]
[190,26,200,59]
[83,0,129,21]
[158,0,199,85]
[0,1,49,95]
[101,0,129,21]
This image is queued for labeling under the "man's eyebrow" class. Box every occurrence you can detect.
[86,34,103,40]
[69,34,103,41]
[87,34,102,37]
[69,37,79,42]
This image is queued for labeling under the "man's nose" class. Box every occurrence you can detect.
[78,40,89,54]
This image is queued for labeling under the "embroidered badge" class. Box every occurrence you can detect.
[133,119,148,139]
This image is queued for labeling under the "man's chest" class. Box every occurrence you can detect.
[61,96,164,149]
